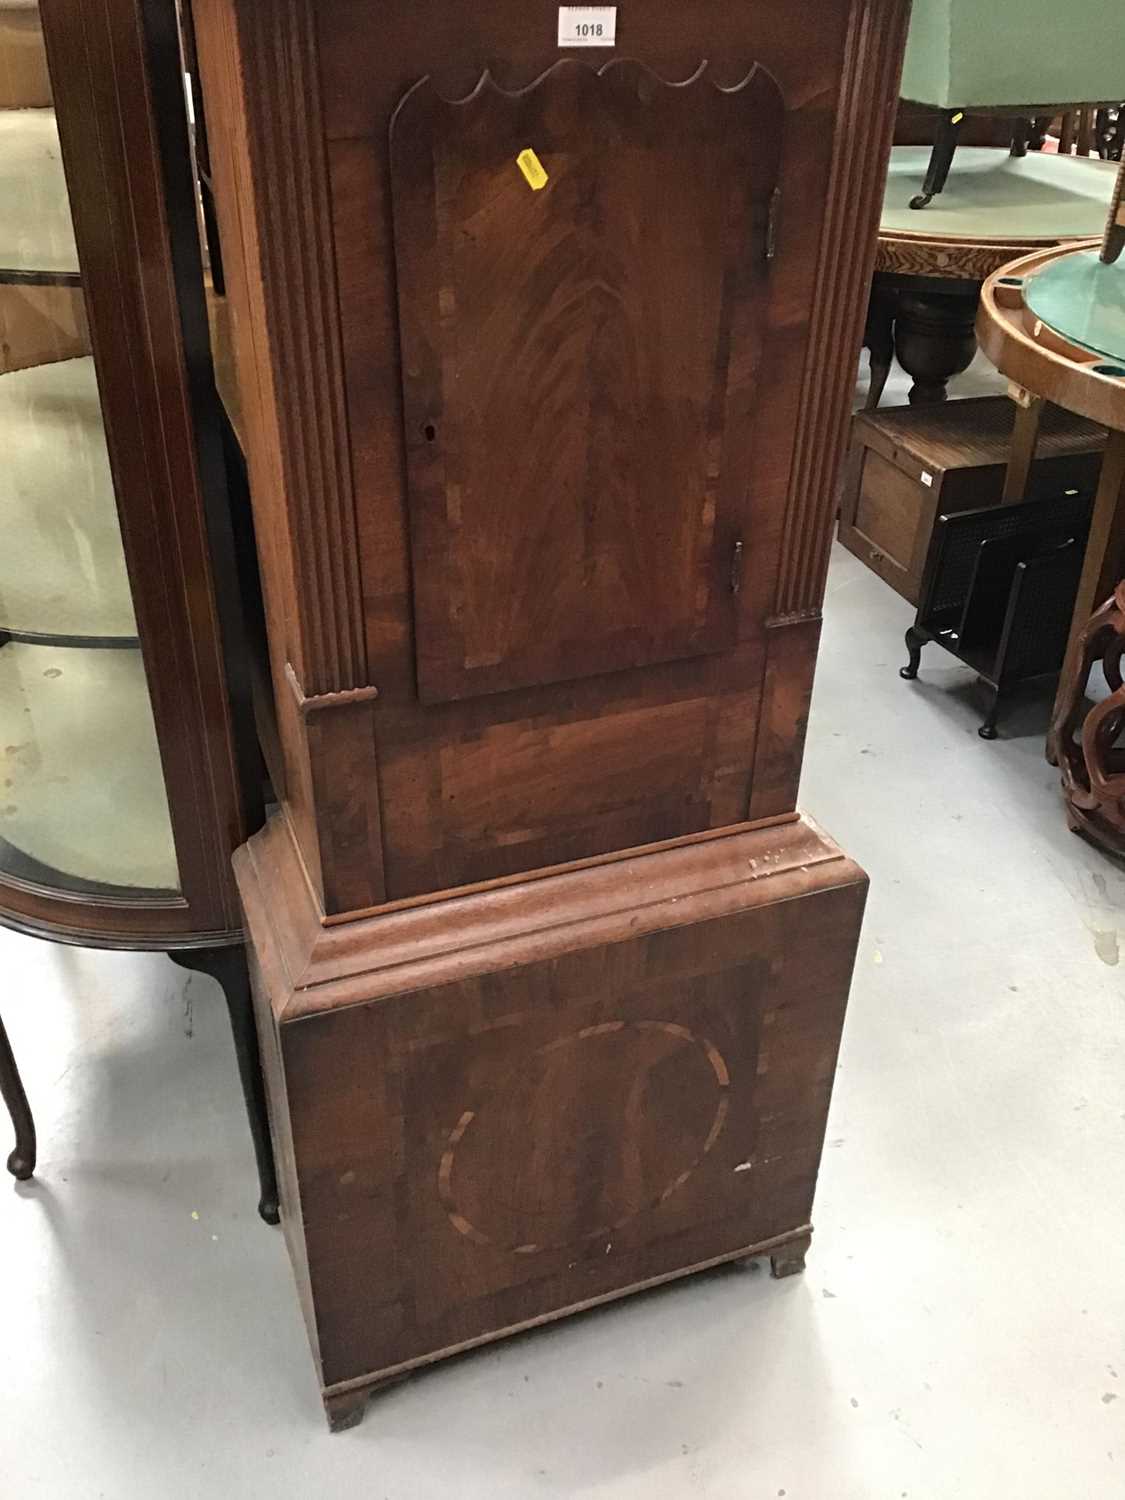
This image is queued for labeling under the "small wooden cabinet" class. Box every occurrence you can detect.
[189,0,910,1427]
[839,397,1106,604]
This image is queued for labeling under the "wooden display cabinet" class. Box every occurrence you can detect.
[189,0,910,1427]
[0,0,276,1220]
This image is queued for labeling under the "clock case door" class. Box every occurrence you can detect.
[391,58,783,706]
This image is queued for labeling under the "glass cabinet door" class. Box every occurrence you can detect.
[0,39,179,897]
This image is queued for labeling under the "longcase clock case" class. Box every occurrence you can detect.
[189,0,910,1428]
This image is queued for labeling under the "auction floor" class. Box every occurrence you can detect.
[3,368,1125,1498]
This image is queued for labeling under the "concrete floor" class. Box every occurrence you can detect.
[3,365,1125,1496]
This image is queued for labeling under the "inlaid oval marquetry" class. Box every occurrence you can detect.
[438,1020,730,1254]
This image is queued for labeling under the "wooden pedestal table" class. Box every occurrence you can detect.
[868,146,1117,407]
[977,242,1125,851]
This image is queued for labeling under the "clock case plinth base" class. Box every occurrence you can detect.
[236,812,867,1429]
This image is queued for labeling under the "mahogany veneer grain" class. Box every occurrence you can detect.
[189,0,909,1425]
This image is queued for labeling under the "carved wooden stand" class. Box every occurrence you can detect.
[1055,159,1125,845]
[1049,580,1125,854]
[977,189,1125,849]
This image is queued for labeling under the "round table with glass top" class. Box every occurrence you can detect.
[868,146,1118,406]
[977,238,1125,853]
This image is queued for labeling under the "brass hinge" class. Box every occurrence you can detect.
[730,539,745,595]
[765,187,781,262]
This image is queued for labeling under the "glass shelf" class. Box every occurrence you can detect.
[1,65,180,900]
[1024,248,1125,366]
[0,355,137,640]
[0,640,178,892]
[0,106,77,281]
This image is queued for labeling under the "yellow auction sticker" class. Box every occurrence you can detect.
[516,147,549,191]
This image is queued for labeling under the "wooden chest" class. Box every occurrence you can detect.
[839,397,1107,604]
[188,0,909,1427]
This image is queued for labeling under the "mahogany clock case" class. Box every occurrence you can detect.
[190,0,910,919]
[188,0,909,1427]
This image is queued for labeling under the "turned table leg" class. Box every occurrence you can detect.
[1001,394,1046,504]
[894,287,979,405]
[0,1013,36,1182]
[170,945,280,1224]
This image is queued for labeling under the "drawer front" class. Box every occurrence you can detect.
[840,446,930,601]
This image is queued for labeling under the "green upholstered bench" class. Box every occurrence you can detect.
[901,0,1125,207]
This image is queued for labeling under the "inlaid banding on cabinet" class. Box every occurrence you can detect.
[437,1019,732,1255]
